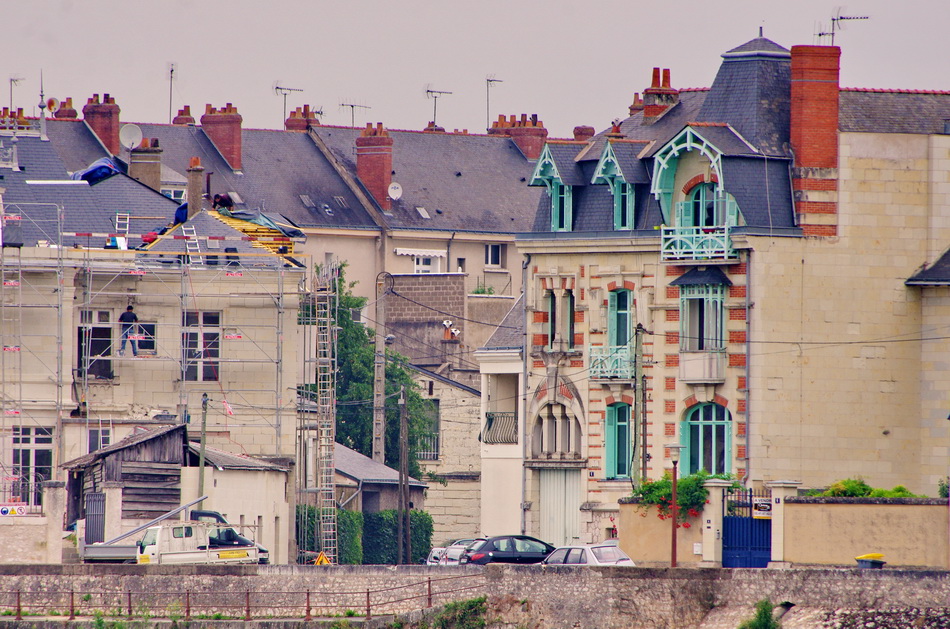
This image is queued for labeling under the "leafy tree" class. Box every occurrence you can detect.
[738,599,781,629]
[330,266,436,478]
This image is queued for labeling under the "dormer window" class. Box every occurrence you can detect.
[592,141,635,230]
[530,144,574,233]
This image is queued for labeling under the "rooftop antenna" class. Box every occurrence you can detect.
[167,63,176,124]
[9,76,24,115]
[273,81,303,126]
[37,71,47,141]
[340,102,371,128]
[486,75,503,132]
[424,84,453,126]
[828,7,869,45]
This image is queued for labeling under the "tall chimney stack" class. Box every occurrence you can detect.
[355,123,394,211]
[172,105,195,125]
[487,113,548,160]
[642,68,679,124]
[790,45,841,236]
[186,157,205,220]
[200,103,243,171]
[129,138,163,192]
[82,94,121,155]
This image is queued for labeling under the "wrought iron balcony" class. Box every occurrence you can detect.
[589,346,636,380]
[661,225,738,262]
[481,412,518,444]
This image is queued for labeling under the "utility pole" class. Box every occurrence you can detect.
[198,392,208,508]
[372,273,389,463]
[397,385,411,563]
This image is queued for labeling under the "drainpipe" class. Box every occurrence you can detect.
[742,250,752,486]
[521,253,531,535]
[447,231,456,273]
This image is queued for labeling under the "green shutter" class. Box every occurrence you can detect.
[605,405,617,478]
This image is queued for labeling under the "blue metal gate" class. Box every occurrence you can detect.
[722,488,771,568]
[84,493,105,544]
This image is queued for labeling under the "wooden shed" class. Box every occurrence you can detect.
[62,424,186,528]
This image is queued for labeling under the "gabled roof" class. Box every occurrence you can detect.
[906,250,950,285]
[185,443,288,472]
[603,140,651,184]
[670,266,733,286]
[406,363,480,396]
[46,119,379,230]
[312,125,543,233]
[61,424,185,470]
[334,442,425,487]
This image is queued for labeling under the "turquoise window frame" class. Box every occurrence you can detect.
[546,290,557,348]
[608,289,633,349]
[550,181,573,232]
[605,403,632,478]
[683,403,732,475]
[679,284,725,352]
[592,143,635,230]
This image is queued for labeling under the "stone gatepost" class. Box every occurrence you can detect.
[766,480,801,568]
[699,478,732,567]
[102,481,124,542]
[42,481,66,563]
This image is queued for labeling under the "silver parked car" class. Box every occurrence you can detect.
[425,547,446,565]
[542,544,635,566]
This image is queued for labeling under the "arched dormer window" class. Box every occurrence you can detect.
[592,142,635,230]
[531,145,574,233]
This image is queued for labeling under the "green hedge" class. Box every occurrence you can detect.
[337,509,363,565]
[363,509,433,565]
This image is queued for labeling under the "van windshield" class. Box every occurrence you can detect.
[140,529,157,547]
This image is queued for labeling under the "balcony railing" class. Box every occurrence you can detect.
[417,434,440,460]
[661,198,739,262]
[678,351,726,384]
[481,412,518,444]
[589,346,636,380]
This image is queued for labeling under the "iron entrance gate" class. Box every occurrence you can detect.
[722,488,771,568]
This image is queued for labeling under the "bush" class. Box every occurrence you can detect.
[632,470,735,523]
[738,599,781,629]
[363,509,433,564]
[939,477,948,499]
[337,509,364,565]
[806,478,924,498]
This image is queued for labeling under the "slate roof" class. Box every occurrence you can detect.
[1,132,181,246]
[840,90,950,135]
[608,141,651,184]
[542,142,588,186]
[906,251,950,285]
[334,442,425,487]
[670,266,733,286]
[312,125,543,234]
[480,294,524,351]
[406,363,480,396]
[46,119,378,230]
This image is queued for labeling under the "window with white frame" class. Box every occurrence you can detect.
[88,428,111,453]
[417,400,440,460]
[485,244,506,268]
[12,426,53,505]
[182,311,221,381]
[683,403,731,475]
[680,285,725,352]
[413,256,439,274]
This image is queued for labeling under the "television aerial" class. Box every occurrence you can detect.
[423,84,453,126]
[273,81,303,125]
[340,101,371,128]
[818,7,869,45]
[486,75,503,131]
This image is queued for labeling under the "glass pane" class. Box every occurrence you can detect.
[203,333,220,358]
[183,311,199,327]
[689,425,700,474]
[702,424,713,473]
[203,312,220,326]
[714,424,726,473]
[203,362,219,381]
[35,427,52,443]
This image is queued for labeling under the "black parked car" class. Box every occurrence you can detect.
[459,535,555,565]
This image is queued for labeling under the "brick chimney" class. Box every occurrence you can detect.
[172,105,195,125]
[423,121,446,133]
[355,123,394,211]
[200,103,243,171]
[53,97,78,119]
[82,94,121,155]
[642,69,679,124]
[129,138,163,192]
[573,126,595,142]
[628,93,644,116]
[488,114,548,160]
[285,105,321,131]
[186,157,205,219]
[790,45,841,237]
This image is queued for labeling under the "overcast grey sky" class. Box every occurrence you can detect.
[3,0,948,138]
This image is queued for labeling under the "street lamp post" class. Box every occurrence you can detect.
[667,443,685,567]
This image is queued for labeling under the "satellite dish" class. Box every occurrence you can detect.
[46,98,60,114]
[119,124,143,151]
[388,182,403,201]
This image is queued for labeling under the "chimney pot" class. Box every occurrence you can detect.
[662,69,671,89]
[651,68,661,88]
[573,125,595,142]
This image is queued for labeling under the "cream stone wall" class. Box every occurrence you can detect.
[181,466,292,564]
[416,375,481,544]
[1,247,306,479]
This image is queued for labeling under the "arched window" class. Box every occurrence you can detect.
[689,182,720,228]
[684,403,731,475]
[605,403,631,478]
